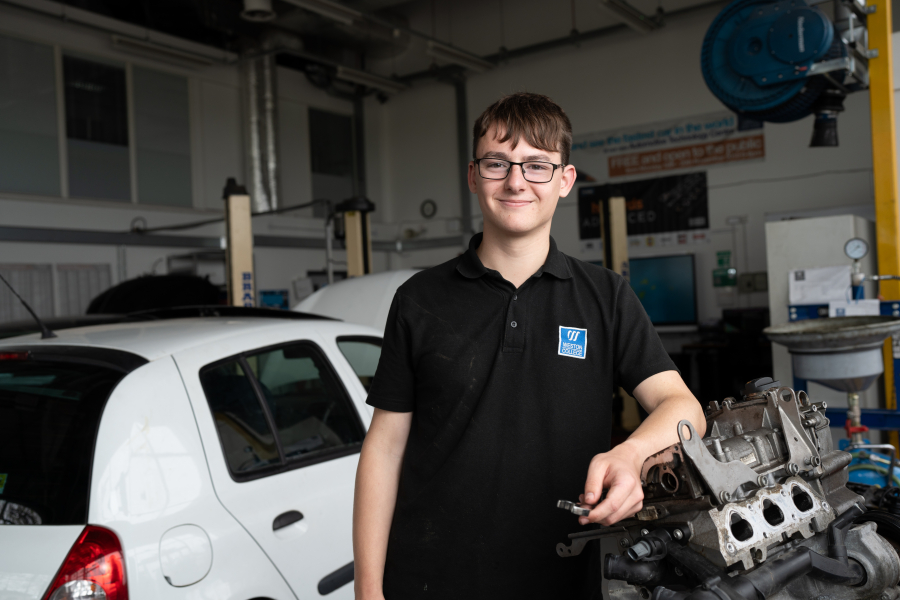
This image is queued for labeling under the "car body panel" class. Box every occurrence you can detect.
[174,325,379,600]
[0,526,83,600]
[88,356,296,600]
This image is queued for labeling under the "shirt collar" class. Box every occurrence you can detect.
[456,233,572,280]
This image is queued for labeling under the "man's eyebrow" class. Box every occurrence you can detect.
[481,151,509,159]
[523,153,552,161]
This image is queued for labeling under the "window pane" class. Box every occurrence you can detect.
[63,55,130,201]
[0,359,126,525]
[250,344,364,462]
[309,108,353,218]
[337,338,382,392]
[133,67,191,207]
[200,360,280,475]
[0,35,60,196]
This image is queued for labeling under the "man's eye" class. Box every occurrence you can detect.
[527,163,550,171]
[486,162,507,169]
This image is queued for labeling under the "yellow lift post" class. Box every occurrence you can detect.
[868,0,900,448]
[223,178,255,307]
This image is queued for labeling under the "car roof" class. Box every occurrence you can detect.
[0,317,382,361]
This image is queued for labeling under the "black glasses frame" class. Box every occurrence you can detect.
[474,158,565,183]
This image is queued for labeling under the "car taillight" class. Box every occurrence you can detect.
[0,351,28,360]
[43,525,128,600]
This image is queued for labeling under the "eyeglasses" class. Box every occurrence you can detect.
[474,158,564,183]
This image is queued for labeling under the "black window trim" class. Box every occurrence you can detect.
[199,339,366,483]
[335,335,383,347]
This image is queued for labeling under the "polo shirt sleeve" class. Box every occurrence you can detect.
[366,292,416,412]
[613,277,679,396]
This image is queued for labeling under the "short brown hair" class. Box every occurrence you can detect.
[472,92,573,165]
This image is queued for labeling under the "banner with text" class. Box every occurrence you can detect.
[578,172,710,257]
[571,111,764,180]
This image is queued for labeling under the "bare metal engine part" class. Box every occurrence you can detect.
[556,378,900,600]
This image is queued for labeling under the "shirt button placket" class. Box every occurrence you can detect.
[504,291,524,350]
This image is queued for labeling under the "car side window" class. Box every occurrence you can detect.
[336,336,382,392]
[245,344,365,461]
[200,341,365,480]
[199,360,281,475]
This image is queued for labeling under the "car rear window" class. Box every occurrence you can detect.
[0,355,131,525]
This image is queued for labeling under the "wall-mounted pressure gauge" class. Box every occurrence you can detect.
[844,238,869,260]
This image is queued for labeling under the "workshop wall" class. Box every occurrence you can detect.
[0,3,367,312]
[367,3,879,328]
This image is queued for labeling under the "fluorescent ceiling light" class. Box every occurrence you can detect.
[426,41,493,73]
[335,66,408,94]
[598,0,662,34]
[110,35,215,67]
[281,0,362,25]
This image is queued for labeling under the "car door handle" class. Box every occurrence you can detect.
[273,510,304,531]
[318,561,354,595]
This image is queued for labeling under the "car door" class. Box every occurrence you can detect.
[176,333,364,599]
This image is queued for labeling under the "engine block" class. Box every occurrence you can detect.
[557,378,900,600]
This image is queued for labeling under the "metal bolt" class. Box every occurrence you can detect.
[640,529,650,536]
[821,401,827,409]
[758,475,768,487]
[787,463,800,476]
[674,567,684,576]
[822,501,829,509]
[620,538,630,547]
[726,542,736,554]
[673,529,684,540]
[720,491,732,503]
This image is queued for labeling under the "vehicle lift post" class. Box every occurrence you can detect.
[335,197,376,278]
[223,178,255,307]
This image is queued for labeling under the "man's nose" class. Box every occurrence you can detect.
[505,164,528,190]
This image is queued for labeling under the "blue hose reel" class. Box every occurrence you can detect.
[701,0,870,145]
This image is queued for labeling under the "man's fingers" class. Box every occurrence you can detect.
[583,458,610,505]
[585,480,630,523]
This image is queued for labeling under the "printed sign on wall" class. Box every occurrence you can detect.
[578,172,709,240]
[571,111,764,180]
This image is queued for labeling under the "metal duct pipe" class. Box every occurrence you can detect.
[243,55,279,212]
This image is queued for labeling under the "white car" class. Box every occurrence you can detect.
[294,269,419,332]
[0,311,383,600]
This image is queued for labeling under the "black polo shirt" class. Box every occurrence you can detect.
[367,233,676,600]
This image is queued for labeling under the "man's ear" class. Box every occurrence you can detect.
[558,164,577,198]
[467,161,478,193]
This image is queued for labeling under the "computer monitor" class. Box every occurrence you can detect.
[629,255,698,325]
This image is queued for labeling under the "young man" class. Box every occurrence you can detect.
[353,93,705,599]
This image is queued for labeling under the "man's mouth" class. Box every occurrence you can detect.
[496,198,533,207]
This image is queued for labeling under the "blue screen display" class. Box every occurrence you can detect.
[629,255,697,325]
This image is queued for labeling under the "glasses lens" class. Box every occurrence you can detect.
[479,159,511,179]
[522,162,555,183]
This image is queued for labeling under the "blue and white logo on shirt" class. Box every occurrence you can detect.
[558,326,587,359]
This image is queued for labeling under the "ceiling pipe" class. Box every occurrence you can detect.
[400,0,728,84]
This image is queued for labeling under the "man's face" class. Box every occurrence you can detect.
[468,125,576,240]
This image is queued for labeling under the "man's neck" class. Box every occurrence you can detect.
[476,226,551,289]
